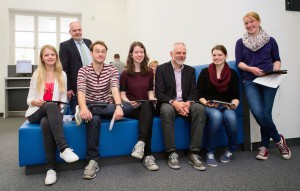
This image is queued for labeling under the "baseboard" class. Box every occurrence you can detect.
[251,137,300,150]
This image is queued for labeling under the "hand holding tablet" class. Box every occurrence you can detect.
[208,100,233,107]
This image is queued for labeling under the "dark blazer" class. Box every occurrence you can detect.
[59,38,92,93]
[155,61,199,104]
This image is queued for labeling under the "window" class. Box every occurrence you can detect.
[10,10,80,65]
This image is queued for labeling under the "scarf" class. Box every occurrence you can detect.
[242,29,270,51]
[208,62,231,92]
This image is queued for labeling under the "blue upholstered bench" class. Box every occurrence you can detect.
[19,61,249,173]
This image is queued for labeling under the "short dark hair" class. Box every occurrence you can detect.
[114,54,120,59]
[89,41,108,51]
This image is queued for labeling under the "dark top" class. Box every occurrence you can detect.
[155,61,198,103]
[197,68,240,102]
[59,38,92,93]
[120,71,154,101]
[235,37,281,81]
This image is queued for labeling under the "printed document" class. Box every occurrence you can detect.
[253,74,287,88]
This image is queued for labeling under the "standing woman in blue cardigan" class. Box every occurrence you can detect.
[197,45,240,167]
[235,12,291,160]
[25,45,79,185]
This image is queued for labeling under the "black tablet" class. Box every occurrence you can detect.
[264,70,287,75]
[46,100,69,105]
[209,100,233,106]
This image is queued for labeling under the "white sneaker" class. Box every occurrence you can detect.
[75,105,82,126]
[45,169,57,185]
[143,155,159,171]
[131,141,145,159]
[60,148,79,163]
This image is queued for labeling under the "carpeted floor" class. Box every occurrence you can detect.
[1,116,299,191]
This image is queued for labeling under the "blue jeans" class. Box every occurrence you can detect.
[244,80,280,148]
[205,105,238,153]
[85,101,132,161]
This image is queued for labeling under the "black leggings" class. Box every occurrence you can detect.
[125,101,155,156]
[27,102,68,170]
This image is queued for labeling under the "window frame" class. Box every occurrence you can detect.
[9,10,81,65]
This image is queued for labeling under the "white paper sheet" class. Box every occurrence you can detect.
[253,74,287,88]
[109,113,116,131]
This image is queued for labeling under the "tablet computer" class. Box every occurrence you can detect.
[46,100,69,105]
[209,100,233,106]
[264,70,287,75]
[136,100,156,102]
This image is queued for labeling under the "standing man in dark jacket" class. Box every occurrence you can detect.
[59,21,92,114]
[155,42,206,171]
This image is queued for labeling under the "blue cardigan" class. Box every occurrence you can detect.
[235,37,281,81]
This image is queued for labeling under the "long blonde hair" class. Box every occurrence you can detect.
[35,45,65,93]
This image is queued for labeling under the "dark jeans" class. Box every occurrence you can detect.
[27,102,67,170]
[244,80,280,148]
[159,103,206,154]
[125,101,155,156]
[86,102,132,162]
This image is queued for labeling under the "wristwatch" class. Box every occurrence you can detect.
[115,104,123,108]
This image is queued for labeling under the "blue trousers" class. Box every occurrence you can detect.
[244,80,280,148]
[204,105,238,153]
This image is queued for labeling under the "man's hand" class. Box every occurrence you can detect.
[80,106,92,121]
[67,90,75,101]
[172,101,189,117]
[114,106,124,120]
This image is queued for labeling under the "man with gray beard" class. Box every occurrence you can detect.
[155,42,206,171]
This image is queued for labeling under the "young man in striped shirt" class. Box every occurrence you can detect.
[76,41,132,179]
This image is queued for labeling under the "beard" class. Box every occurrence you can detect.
[174,58,185,65]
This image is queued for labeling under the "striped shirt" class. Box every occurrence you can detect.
[77,63,119,102]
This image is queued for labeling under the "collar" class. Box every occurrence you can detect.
[171,61,184,71]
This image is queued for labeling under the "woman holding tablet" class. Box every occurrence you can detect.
[197,45,240,167]
[25,45,79,185]
[235,12,291,160]
[120,41,158,171]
